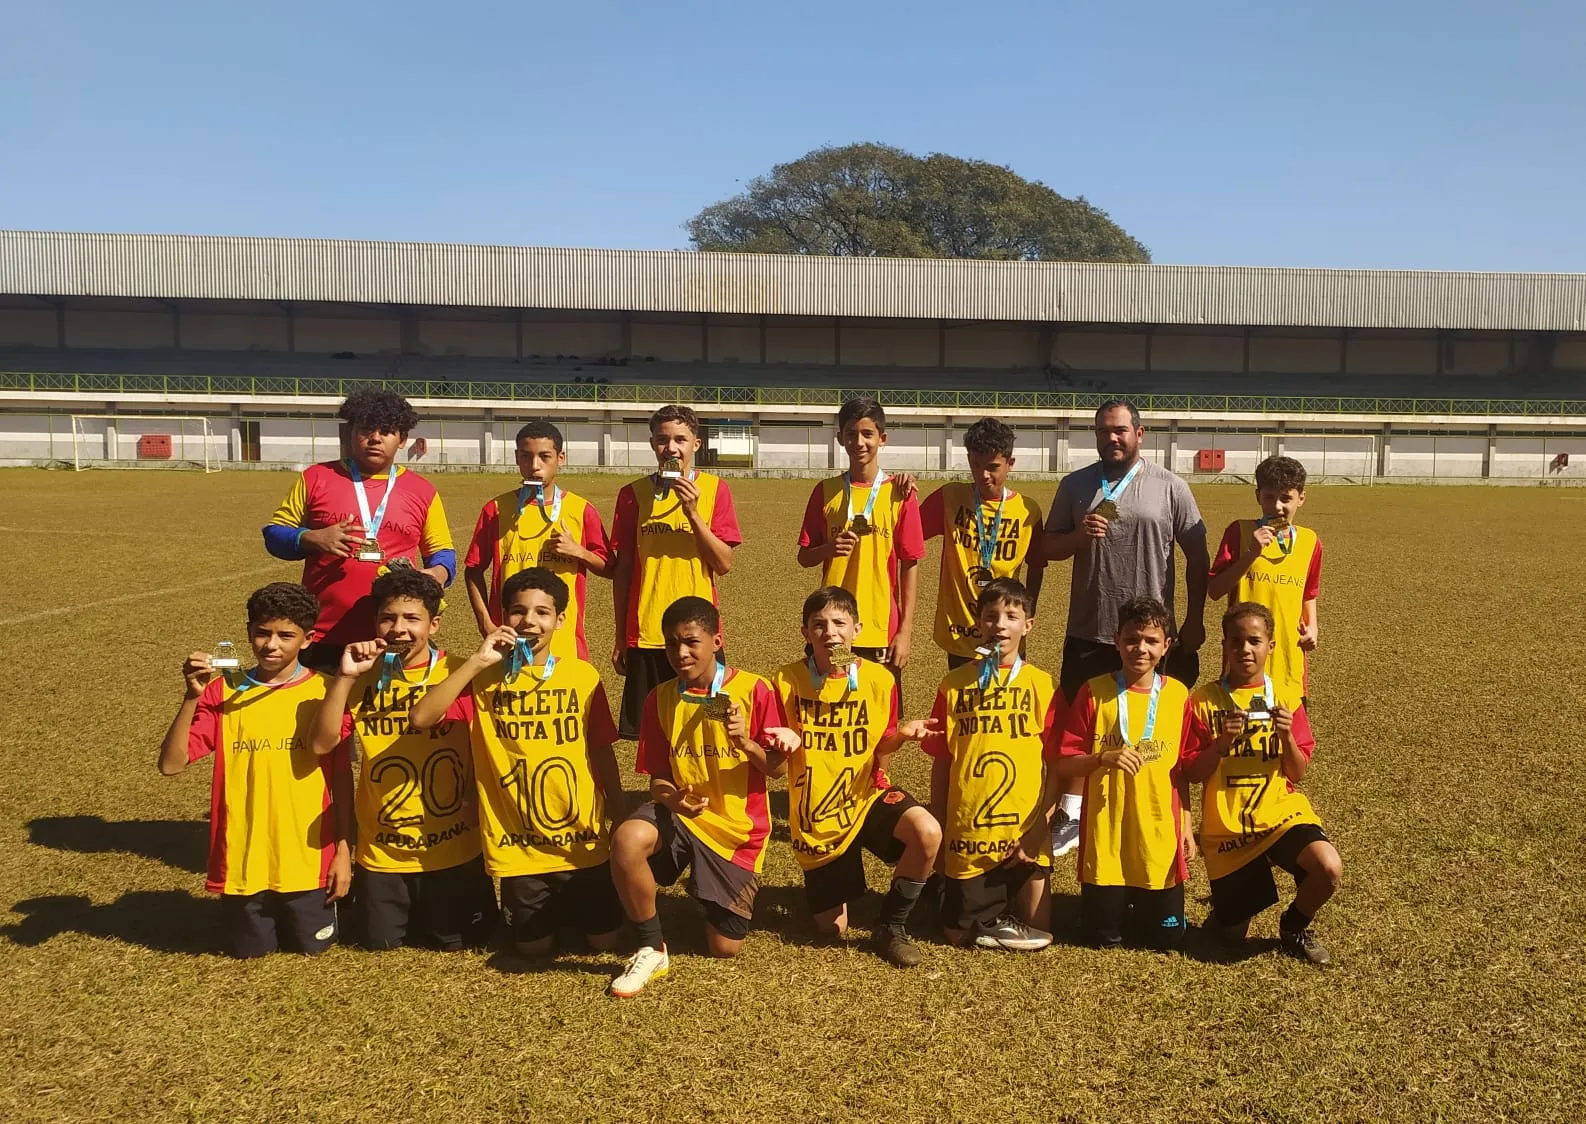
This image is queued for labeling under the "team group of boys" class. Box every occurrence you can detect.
[159,387,1342,995]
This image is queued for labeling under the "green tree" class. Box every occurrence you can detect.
[686,143,1149,262]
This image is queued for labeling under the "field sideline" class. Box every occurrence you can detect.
[2,469,1583,1123]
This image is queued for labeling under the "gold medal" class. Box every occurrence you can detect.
[703,694,731,721]
[1094,499,1119,521]
[849,514,872,535]
[829,646,857,671]
[660,456,684,479]
[1264,516,1290,534]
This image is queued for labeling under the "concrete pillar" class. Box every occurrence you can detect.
[1378,423,1392,478]
[105,409,118,462]
[481,408,495,468]
[229,403,242,463]
[750,413,761,471]
[1276,420,1286,457]
[601,414,615,469]
[940,421,955,472]
[1167,418,1179,473]
[1484,423,1496,479]
[1054,422,1070,475]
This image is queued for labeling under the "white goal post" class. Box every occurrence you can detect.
[1257,431,1379,481]
[70,414,222,473]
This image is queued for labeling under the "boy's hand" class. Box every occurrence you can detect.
[1081,512,1110,539]
[889,636,912,672]
[1249,526,1276,554]
[672,475,701,517]
[475,626,517,666]
[1004,826,1046,867]
[1297,619,1319,652]
[1271,705,1293,736]
[723,700,747,742]
[301,518,363,558]
[762,726,801,754]
[1101,747,1144,776]
[897,715,943,742]
[325,845,352,903]
[1217,710,1247,742]
[831,528,860,558]
[340,639,387,678]
[1177,618,1206,653]
[611,643,627,675]
[671,785,709,817]
[890,472,918,499]
[182,653,217,698]
[545,527,580,562]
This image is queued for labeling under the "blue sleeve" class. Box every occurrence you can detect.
[423,548,457,586]
[263,524,306,561]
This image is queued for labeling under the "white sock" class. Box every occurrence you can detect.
[1059,793,1083,821]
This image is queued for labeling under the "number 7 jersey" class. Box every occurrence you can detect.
[923,661,1061,879]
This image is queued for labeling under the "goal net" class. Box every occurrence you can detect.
[70,414,222,472]
[1258,432,1379,481]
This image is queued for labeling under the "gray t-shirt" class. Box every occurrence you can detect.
[1051,459,1205,643]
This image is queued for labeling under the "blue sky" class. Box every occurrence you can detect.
[4,0,1583,271]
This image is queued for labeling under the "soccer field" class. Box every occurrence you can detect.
[2,468,1583,1123]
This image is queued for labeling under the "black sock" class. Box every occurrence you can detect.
[1280,904,1312,934]
[879,877,927,928]
[635,914,665,949]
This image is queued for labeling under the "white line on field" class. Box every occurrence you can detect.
[0,565,288,627]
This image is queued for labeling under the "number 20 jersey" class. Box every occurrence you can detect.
[464,657,620,877]
[923,661,1061,879]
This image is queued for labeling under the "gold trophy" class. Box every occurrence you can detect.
[660,456,684,480]
[829,645,858,671]
[356,532,385,563]
[209,640,241,670]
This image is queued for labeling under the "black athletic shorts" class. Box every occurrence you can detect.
[802,788,919,916]
[1059,635,1200,702]
[630,801,758,941]
[1208,823,1330,927]
[942,861,1048,932]
[222,888,338,959]
[354,854,496,951]
[618,647,676,741]
[1080,882,1186,951]
[499,863,624,945]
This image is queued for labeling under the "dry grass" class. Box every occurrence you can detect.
[2,468,1584,1123]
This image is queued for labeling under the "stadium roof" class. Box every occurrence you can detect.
[3,229,1584,333]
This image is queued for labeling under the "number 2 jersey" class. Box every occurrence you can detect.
[338,651,480,874]
[456,656,620,877]
[1185,679,1321,881]
[923,661,1061,880]
[772,657,900,872]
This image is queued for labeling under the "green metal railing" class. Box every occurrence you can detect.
[1,369,1582,418]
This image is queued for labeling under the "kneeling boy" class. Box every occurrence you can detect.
[411,568,626,958]
[1183,602,1341,965]
[309,569,495,951]
[773,587,941,967]
[158,582,352,958]
[608,596,794,997]
[925,578,1062,951]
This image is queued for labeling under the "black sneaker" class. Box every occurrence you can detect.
[1050,813,1080,858]
[870,925,923,968]
[973,915,1053,952]
[1280,925,1332,966]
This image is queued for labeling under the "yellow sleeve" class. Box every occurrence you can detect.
[270,474,308,528]
[421,489,454,555]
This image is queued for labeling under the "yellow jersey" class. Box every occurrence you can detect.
[1211,519,1323,698]
[920,483,1047,658]
[798,475,927,649]
[612,472,742,649]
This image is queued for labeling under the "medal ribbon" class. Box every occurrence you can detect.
[232,660,302,697]
[1219,674,1274,713]
[517,481,563,526]
[1097,459,1143,512]
[1115,670,1162,747]
[507,639,555,683]
[348,461,400,549]
[974,486,1008,572]
[1258,515,1296,556]
[808,653,860,694]
[844,471,887,526]
[377,644,439,694]
[978,650,1024,691]
[679,660,727,706]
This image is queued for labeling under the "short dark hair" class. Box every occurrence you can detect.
[1095,399,1142,428]
[371,569,444,617]
[802,586,860,626]
[502,567,569,614]
[1223,601,1275,640]
[515,419,564,452]
[1254,455,1307,493]
[650,404,701,437]
[963,417,1016,459]
[837,395,886,434]
[662,595,720,637]
[338,387,420,435]
[975,577,1034,618]
[246,582,318,632]
[1116,596,1172,636]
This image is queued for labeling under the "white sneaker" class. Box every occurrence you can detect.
[609,945,670,998]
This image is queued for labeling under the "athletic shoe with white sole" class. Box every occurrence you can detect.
[609,945,670,997]
[973,916,1053,952]
[1050,812,1080,859]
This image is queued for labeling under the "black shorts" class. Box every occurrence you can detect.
[1208,823,1330,927]
[942,861,1047,932]
[499,863,624,945]
[354,854,497,951]
[630,801,759,941]
[1080,882,1186,951]
[619,647,676,741]
[221,888,338,959]
[1059,635,1199,702]
[802,788,919,915]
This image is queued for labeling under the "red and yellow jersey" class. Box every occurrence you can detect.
[798,476,926,649]
[923,661,1061,879]
[636,669,782,874]
[611,473,742,649]
[338,651,480,873]
[920,484,1047,657]
[1210,520,1322,698]
[458,656,620,877]
[772,657,900,871]
[1058,674,1196,890]
[269,462,453,648]
[463,487,609,660]
[1186,680,1321,881]
[186,668,344,896]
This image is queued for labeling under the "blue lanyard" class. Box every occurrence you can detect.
[974,487,1008,571]
[679,661,726,704]
[808,654,860,694]
[1115,671,1161,746]
[506,639,555,683]
[978,651,1023,691]
[232,661,301,697]
[348,461,399,541]
[844,472,885,525]
[1099,459,1143,507]
[516,482,563,526]
[377,644,438,694]
[1220,674,1274,712]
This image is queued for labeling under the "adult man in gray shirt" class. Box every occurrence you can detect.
[1042,399,1209,854]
